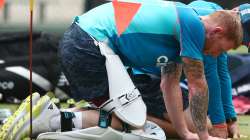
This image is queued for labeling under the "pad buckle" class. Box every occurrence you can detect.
[100,88,141,112]
[98,109,112,128]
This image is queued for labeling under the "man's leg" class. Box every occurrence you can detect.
[6,95,124,139]
[58,23,109,104]
[80,110,123,130]
[131,73,214,138]
[131,73,197,138]
[147,115,179,138]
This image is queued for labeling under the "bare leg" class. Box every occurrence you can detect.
[69,107,213,139]
[62,107,124,130]
[79,110,123,130]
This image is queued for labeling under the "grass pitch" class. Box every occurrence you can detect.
[0,103,249,139]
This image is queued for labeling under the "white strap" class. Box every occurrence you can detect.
[100,88,141,113]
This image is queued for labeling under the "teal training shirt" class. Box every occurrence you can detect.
[76,1,205,75]
[189,0,222,15]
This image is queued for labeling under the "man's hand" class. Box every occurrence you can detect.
[227,121,240,139]
[182,57,209,139]
[207,136,229,140]
[183,132,199,140]
[209,123,228,138]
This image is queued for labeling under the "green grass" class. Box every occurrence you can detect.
[238,115,250,139]
[0,103,18,112]
[0,103,250,139]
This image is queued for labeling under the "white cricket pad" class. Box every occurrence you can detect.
[98,42,146,128]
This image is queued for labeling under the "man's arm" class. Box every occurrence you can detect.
[182,57,209,139]
[217,53,236,119]
[203,55,228,138]
[203,55,226,124]
[160,62,198,139]
[217,53,240,138]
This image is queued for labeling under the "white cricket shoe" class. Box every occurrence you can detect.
[0,92,40,140]
[9,95,60,140]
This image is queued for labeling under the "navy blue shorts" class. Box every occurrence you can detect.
[131,74,189,119]
[59,23,109,101]
[59,23,189,119]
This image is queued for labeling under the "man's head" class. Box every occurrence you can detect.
[202,10,243,57]
[232,3,250,47]
[238,3,250,47]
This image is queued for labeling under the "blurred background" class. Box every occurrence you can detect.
[0,0,249,35]
[0,0,249,107]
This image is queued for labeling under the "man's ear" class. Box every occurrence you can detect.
[212,27,224,37]
[214,27,223,33]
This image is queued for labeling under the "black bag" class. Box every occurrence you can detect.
[0,32,70,102]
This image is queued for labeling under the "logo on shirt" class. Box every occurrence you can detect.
[241,9,250,16]
[156,56,168,67]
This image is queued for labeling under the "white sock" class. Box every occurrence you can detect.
[49,111,61,131]
[50,111,83,130]
[72,112,83,129]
